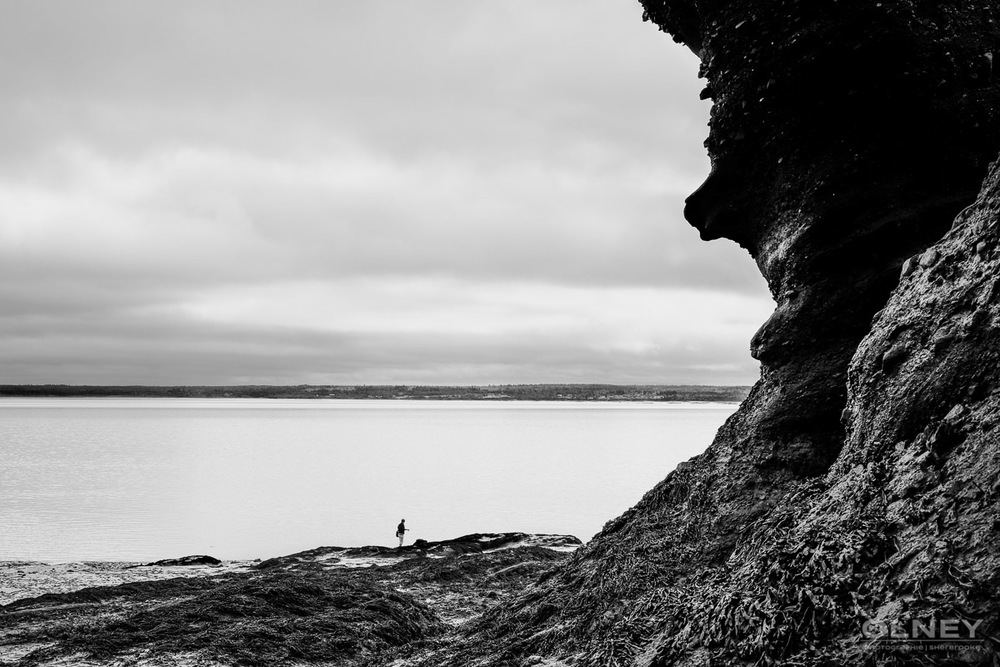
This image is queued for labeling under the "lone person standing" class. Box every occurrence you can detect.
[396,519,408,548]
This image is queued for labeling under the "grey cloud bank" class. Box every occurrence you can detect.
[0,1,772,386]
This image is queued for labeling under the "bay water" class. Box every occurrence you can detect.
[0,398,737,562]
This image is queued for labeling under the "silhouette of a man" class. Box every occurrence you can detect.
[396,519,408,548]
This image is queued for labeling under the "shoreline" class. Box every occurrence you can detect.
[0,383,752,403]
[0,559,257,607]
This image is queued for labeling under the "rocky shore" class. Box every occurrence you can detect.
[0,559,256,608]
[0,533,579,666]
[7,1,1000,666]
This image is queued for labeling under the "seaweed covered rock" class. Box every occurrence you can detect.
[0,538,576,666]
[254,533,581,571]
[417,1,1000,666]
[829,159,1000,664]
[4,571,445,666]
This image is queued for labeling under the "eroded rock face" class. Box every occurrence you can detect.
[672,0,1000,475]
[425,3,1000,666]
[833,160,1000,636]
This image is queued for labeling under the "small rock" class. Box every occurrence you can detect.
[932,328,955,352]
[976,240,989,256]
[928,421,964,454]
[525,655,544,666]
[881,342,910,370]
[897,471,927,499]
[919,248,940,268]
[876,600,905,621]
[944,403,968,425]
[968,308,989,331]
[958,484,982,501]
[901,256,918,277]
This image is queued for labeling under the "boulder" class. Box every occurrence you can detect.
[145,555,221,567]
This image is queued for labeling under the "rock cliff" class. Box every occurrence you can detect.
[4,4,1000,666]
[420,2,1000,666]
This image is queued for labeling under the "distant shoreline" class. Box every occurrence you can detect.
[0,383,751,403]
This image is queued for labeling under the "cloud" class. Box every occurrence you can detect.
[0,275,770,385]
[1,142,761,288]
[0,0,772,385]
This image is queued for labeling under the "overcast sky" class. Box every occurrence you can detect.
[0,1,773,387]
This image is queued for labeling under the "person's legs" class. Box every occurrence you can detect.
[398,533,403,548]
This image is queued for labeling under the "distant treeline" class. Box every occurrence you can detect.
[0,384,750,402]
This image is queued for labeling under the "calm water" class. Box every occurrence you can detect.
[0,398,736,562]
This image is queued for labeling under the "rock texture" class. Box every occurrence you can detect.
[414,2,1000,666]
[0,535,576,666]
